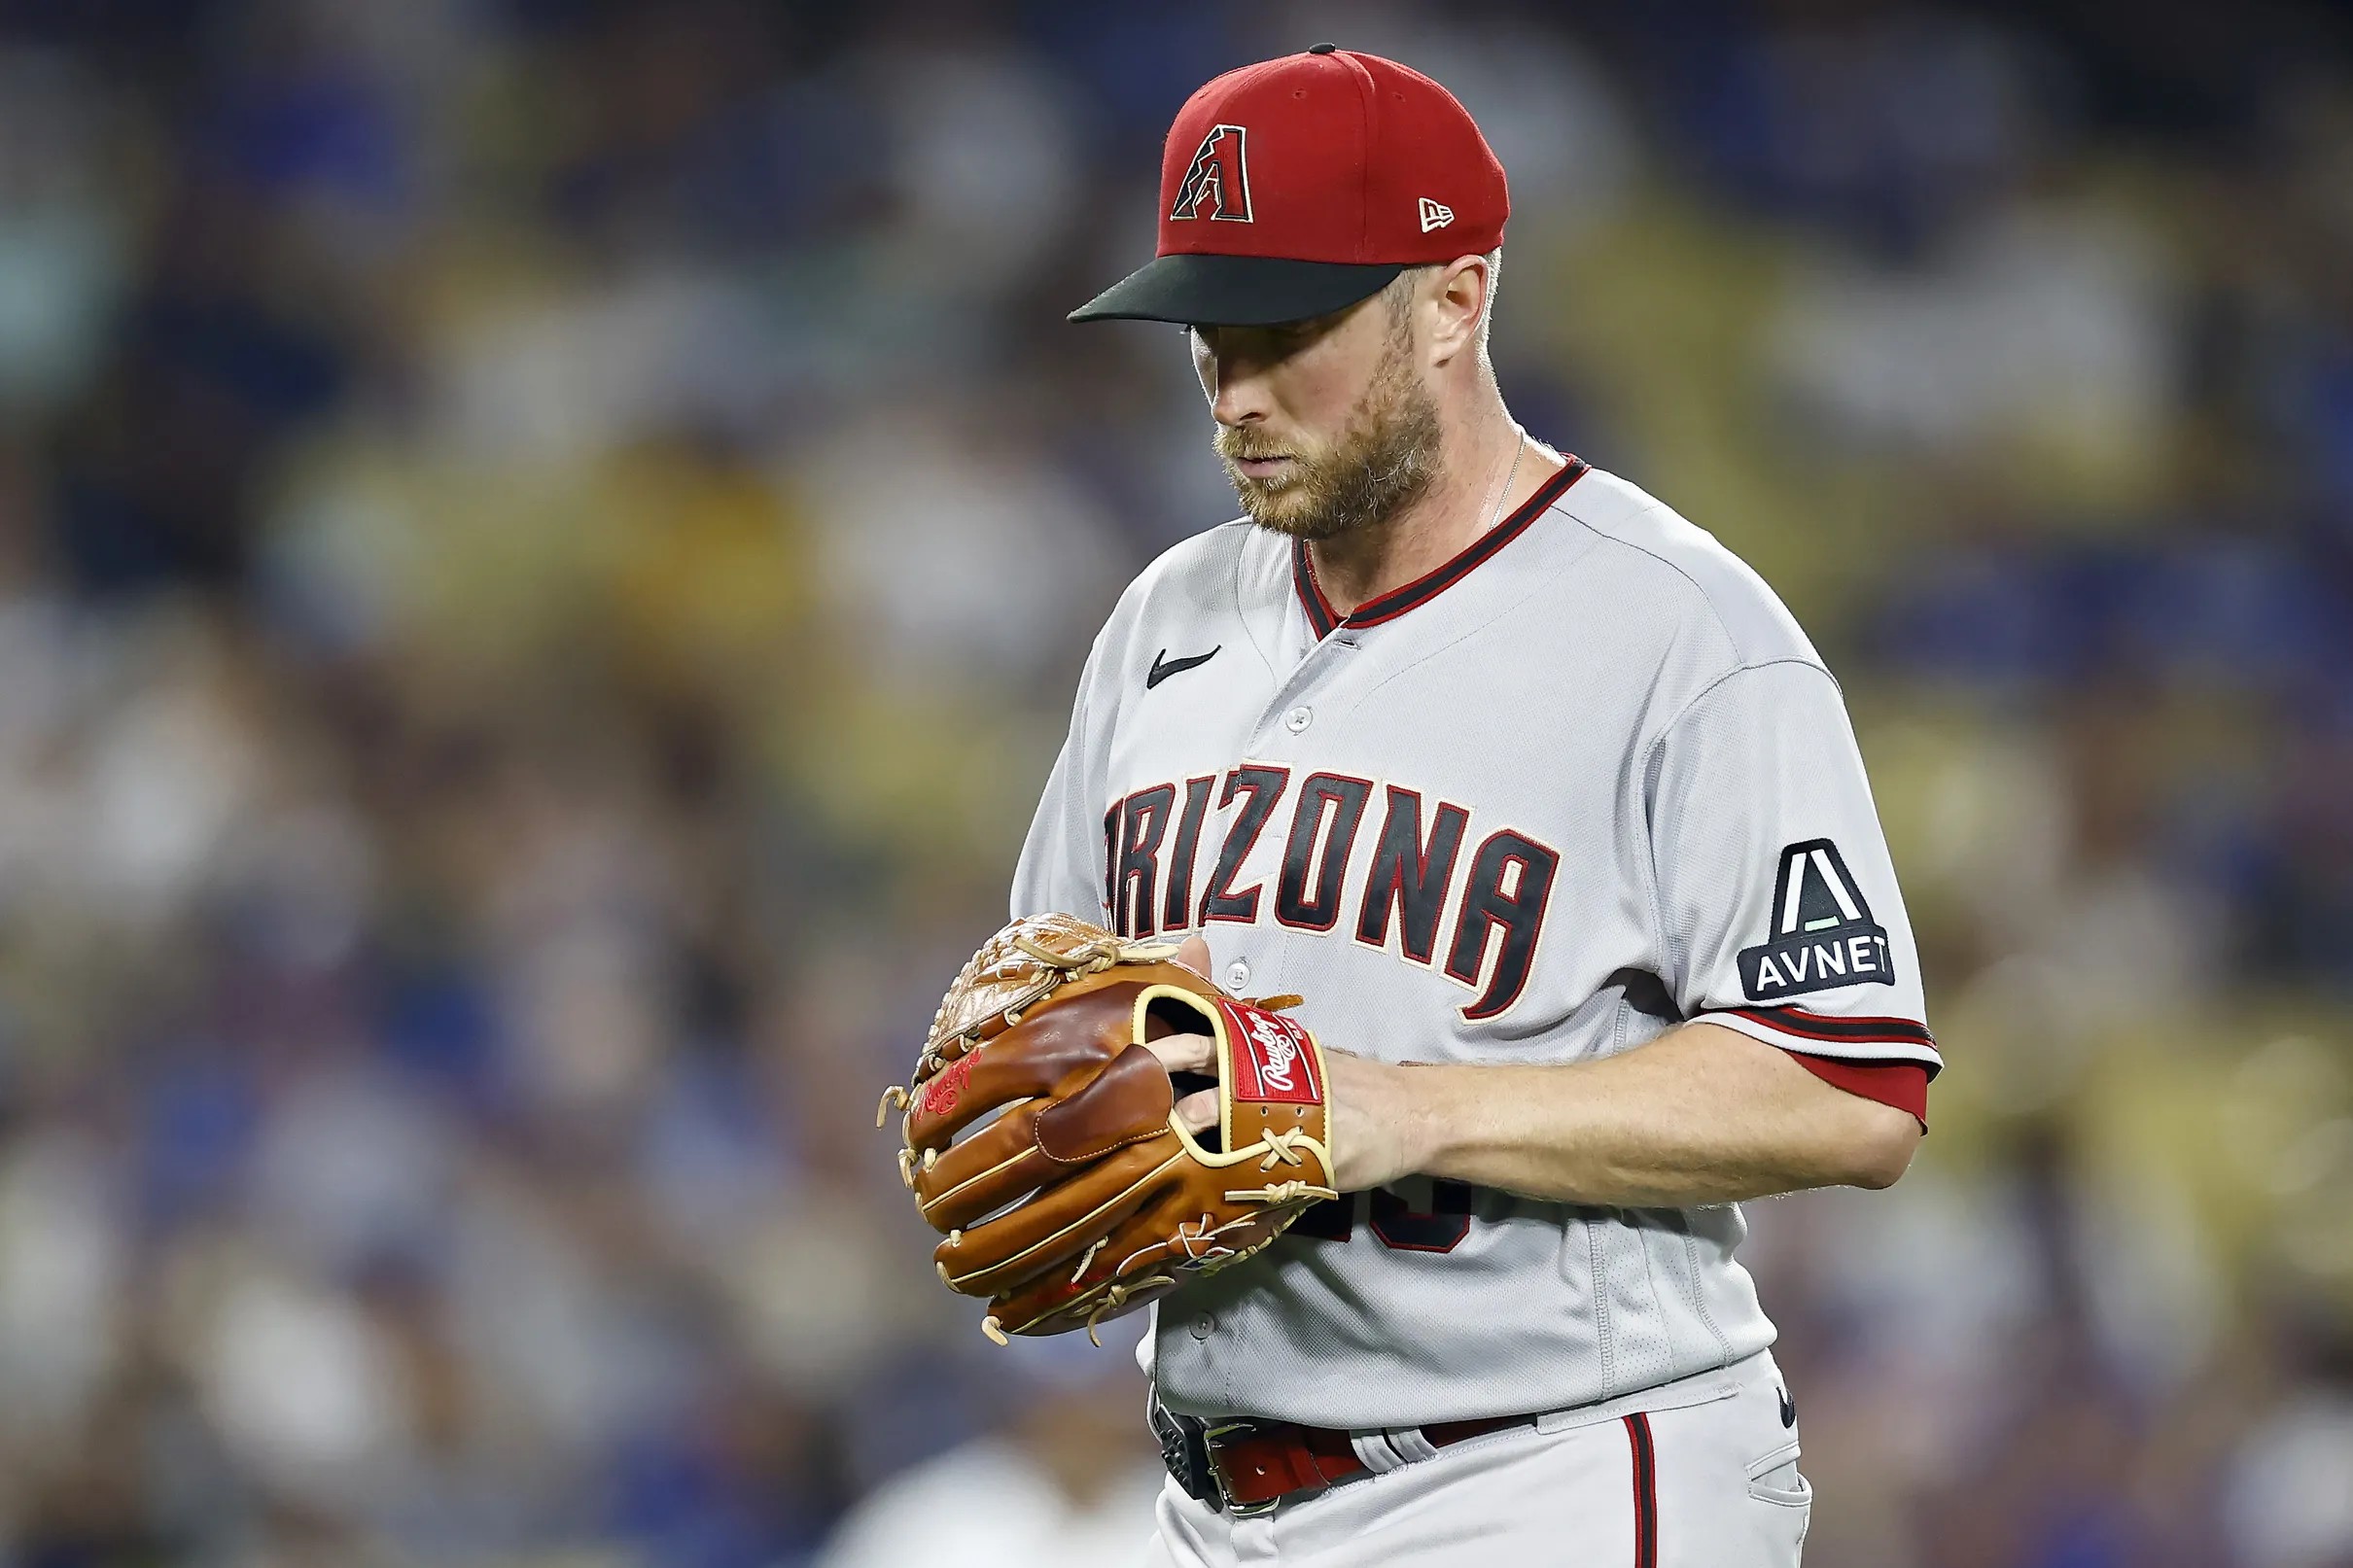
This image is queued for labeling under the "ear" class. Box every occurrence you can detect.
[1424,255,1491,367]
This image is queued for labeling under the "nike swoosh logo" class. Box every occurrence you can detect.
[1778,1388,1797,1428]
[1146,645,1220,689]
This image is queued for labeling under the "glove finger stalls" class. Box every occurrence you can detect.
[921,1141,1055,1234]
[920,1045,1177,1231]
[991,1187,1292,1339]
[1032,1045,1176,1162]
[934,1136,1182,1298]
[917,1098,1050,1230]
[992,1260,1184,1339]
[906,983,1144,1150]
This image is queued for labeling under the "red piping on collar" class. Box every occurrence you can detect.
[1292,456,1588,635]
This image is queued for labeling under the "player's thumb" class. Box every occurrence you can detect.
[1175,1088,1218,1134]
[1176,933,1212,977]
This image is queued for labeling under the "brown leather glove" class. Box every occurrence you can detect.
[880,914,1336,1344]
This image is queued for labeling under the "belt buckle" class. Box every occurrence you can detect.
[1202,1419,1282,1517]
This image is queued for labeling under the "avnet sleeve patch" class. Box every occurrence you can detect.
[1737,839,1896,999]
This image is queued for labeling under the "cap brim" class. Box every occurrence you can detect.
[1069,253,1406,327]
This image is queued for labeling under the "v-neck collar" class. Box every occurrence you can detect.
[1290,457,1589,637]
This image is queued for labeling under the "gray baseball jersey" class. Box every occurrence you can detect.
[1009,458,1939,1428]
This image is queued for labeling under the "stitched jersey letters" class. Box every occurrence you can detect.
[1105,767,1558,1021]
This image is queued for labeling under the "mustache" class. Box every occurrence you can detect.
[1213,430,1297,464]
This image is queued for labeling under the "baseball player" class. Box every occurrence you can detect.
[1015,45,1939,1567]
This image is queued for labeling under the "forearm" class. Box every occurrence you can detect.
[1386,1022,1919,1206]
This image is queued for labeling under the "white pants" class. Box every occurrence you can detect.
[1146,1350,1809,1568]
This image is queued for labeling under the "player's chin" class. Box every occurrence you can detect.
[1229,479,1294,519]
[1231,480,1333,539]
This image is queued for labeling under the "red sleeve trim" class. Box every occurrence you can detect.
[1788,1052,1929,1128]
[1728,1005,1936,1052]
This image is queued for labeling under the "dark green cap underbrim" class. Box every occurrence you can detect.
[1069,253,1406,327]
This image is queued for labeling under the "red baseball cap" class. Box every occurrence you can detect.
[1070,44,1509,328]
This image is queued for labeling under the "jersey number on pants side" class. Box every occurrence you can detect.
[1288,1180,1475,1252]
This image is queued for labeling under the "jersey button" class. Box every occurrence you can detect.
[1284,706,1312,733]
[1224,959,1250,991]
[1190,1310,1215,1340]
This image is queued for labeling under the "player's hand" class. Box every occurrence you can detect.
[1155,935,1228,1132]
[1150,937,1422,1193]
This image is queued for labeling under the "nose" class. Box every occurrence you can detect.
[1195,331,1273,429]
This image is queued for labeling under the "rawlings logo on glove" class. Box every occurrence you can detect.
[878,914,1337,1343]
[1223,999,1320,1103]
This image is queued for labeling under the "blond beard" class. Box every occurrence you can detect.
[1213,322,1443,542]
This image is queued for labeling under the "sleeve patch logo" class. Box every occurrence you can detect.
[1738,840,1895,1000]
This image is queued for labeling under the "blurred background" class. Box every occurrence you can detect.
[0,0,2349,1563]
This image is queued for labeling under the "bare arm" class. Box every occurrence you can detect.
[1150,936,1921,1208]
[1319,1019,1921,1206]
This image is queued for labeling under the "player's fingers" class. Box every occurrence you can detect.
[1143,1031,1216,1076]
[1175,1088,1218,1134]
[1175,934,1212,976]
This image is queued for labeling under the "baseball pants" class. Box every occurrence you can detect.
[1144,1349,1809,1567]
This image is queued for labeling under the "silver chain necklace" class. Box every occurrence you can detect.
[1479,425,1528,538]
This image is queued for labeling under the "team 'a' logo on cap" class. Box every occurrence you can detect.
[1171,124,1253,223]
[1738,840,1896,1000]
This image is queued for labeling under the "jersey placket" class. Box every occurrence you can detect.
[1204,627,1362,994]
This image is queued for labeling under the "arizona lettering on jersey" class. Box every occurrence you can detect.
[1106,767,1555,1019]
[1012,458,1939,1429]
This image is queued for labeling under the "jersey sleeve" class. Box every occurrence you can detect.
[1010,644,1113,925]
[1647,659,1940,1117]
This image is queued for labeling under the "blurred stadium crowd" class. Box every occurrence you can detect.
[0,1,2349,1564]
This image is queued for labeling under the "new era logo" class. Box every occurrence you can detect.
[1418,196,1454,232]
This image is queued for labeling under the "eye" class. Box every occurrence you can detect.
[1270,313,1336,351]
